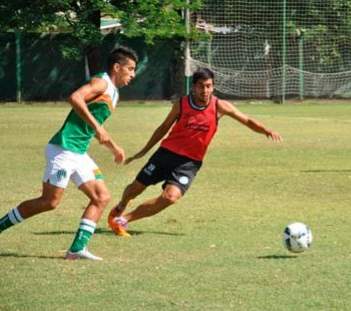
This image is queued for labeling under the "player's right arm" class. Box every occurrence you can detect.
[68,77,110,144]
[68,78,125,164]
[125,101,180,164]
[102,139,126,164]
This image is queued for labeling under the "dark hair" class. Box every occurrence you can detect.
[192,68,215,84]
[107,46,138,70]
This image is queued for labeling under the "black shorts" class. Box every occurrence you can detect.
[136,147,202,194]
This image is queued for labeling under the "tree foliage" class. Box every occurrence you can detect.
[0,0,202,59]
[3,1,350,71]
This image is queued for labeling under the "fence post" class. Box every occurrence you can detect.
[298,29,305,100]
[282,0,287,104]
[15,31,22,103]
[184,0,191,95]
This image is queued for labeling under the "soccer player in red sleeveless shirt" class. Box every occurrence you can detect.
[108,68,282,237]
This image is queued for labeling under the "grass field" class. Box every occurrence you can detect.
[0,101,351,310]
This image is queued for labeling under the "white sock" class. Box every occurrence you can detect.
[8,207,24,225]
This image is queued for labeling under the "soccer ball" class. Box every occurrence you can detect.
[283,222,312,253]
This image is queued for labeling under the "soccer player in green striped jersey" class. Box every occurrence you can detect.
[0,47,138,260]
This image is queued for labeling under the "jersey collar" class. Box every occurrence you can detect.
[189,94,210,111]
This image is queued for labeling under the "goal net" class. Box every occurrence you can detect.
[189,0,351,99]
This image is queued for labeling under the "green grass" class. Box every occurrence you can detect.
[0,101,351,310]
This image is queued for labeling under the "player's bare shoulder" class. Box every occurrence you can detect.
[169,97,181,116]
[216,99,249,123]
[89,75,108,92]
[217,99,236,116]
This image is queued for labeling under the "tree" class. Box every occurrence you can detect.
[0,0,202,75]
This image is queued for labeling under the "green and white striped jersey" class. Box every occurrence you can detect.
[49,72,119,154]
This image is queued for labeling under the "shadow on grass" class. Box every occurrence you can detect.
[257,254,298,259]
[32,230,76,235]
[0,252,62,259]
[301,169,351,173]
[97,228,185,237]
[32,228,185,237]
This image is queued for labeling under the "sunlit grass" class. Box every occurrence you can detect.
[0,101,351,310]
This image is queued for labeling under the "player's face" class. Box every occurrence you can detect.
[114,58,136,87]
[192,78,214,105]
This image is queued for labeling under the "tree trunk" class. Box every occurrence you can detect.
[86,46,102,76]
[86,9,102,76]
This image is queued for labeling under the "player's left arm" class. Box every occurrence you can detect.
[217,99,282,141]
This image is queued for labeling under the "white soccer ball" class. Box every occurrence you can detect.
[283,222,312,253]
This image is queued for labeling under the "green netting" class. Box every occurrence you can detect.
[190,0,351,99]
[0,33,180,101]
[0,33,86,101]
[0,33,17,100]
[21,33,86,100]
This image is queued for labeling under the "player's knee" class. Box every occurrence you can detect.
[94,191,111,208]
[41,198,60,211]
[161,190,181,205]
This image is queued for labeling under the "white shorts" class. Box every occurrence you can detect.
[43,144,104,188]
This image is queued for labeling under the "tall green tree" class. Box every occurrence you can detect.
[0,0,201,75]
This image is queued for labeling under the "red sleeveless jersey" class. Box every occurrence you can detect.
[161,95,218,161]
